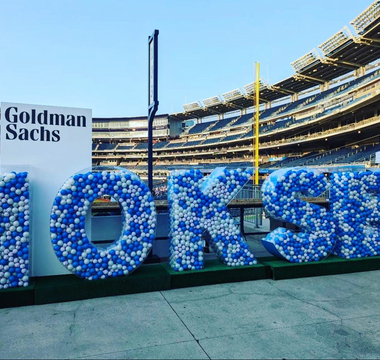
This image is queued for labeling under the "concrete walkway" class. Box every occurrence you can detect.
[1,269,380,359]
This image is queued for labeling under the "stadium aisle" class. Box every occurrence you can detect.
[1,270,380,359]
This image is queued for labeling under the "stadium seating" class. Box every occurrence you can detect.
[187,121,214,135]
[221,133,243,143]
[298,87,340,109]
[153,141,169,149]
[275,97,314,116]
[166,141,185,148]
[232,114,255,127]
[92,52,380,179]
[208,117,236,132]
[201,137,222,145]
[182,140,203,147]
[134,142,149,150]
[335,144,380,164]
[308,148,352,165]
[241,130,253,139]
[260,103,287,119]
[267,152,319,168]
[117,144,135,150]
[97,143,117,151]
[261,118,294,134]
[267,144,380,168]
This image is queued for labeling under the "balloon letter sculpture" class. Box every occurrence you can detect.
[261,168,336,263]
[168,167,257,271]
[0,172,29,289]
[50,167,156,280]
[331,171,380,258]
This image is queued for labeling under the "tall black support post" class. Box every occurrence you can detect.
[148,30,159,192]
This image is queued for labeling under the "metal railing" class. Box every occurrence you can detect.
[234,183,264,232]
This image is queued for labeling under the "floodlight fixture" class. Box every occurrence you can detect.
[203,96,222,107]
[319,27,352,57]
[291,50,319,73]
[243,80,265,95]
[351,0,380,34]
[183,102,202,112]
[222,89,243,101]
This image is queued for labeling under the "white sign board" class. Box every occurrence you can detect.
[376,151,380,164]
[149,40,154,106]
[1,102,92,276]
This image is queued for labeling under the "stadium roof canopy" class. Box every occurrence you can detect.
[170,0,380,121]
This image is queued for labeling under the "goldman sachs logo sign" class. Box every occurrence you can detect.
[3,106,88,142]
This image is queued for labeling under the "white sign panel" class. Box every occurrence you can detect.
[1,102,92,276]
[376,151,380,164]
[149,40,154,106]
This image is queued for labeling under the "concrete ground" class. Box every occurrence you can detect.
[2,219,380,359]
[1,270,380,359]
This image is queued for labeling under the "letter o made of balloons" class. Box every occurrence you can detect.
[50,168,156,280]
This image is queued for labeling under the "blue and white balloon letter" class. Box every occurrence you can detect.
[50,168,156,280]
[331,171,380,258]
[0,171,30,289]
[261,168,336,262]
[168,167,257,271]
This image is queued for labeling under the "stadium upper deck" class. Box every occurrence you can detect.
[168,0,380,120]
[91,1,380,180]
[93,69,380,176]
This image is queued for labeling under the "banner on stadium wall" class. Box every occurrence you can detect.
[0,102,92,277]
[269,157,286,162]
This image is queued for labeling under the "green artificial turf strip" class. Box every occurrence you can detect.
[162,259,272,289]
[260,255,380,280]
[34,264,170,305]
[0,281,35,308]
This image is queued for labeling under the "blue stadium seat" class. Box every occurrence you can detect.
[166,142,185,148]
[202,137,222,145]
[153,141,169,149]
[209,117,236,131]
[260,103,287,119]
[187,122,214,135]
[182,140,203,147]
[134,142,149,150]
[221,133,243,143]
[97,143,116,150]
[230,114,253,128]
[241,130,253,139]
[335,144,380,164]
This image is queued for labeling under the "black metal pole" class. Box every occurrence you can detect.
[147,29,159,192]
[147,107,156,192]
[240,207,245,235]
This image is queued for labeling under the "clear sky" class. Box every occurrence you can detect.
[0,0,372,118]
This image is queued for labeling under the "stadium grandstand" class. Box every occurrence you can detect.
[92,0,380,190]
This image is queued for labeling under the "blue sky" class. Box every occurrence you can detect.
[0,0,372,118]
